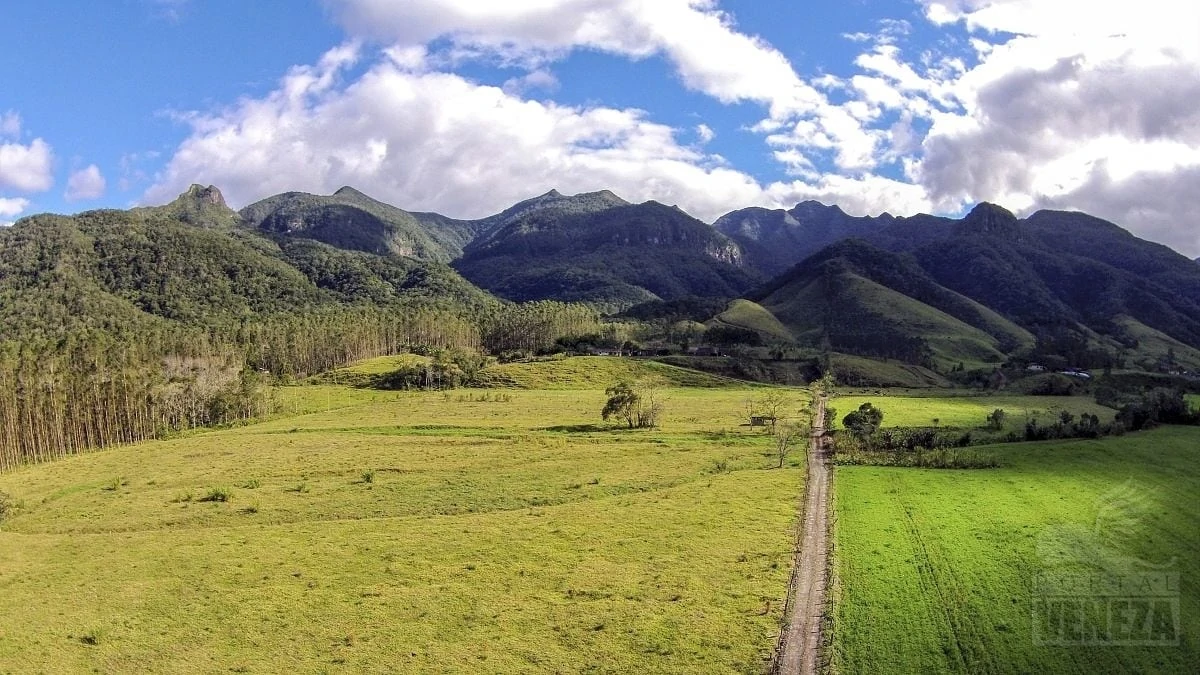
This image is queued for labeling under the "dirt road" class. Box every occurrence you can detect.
[776,396,830,674]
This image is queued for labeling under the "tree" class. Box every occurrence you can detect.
[747,390,790,431]
[773,420,808,468]
[602,380,663,429]
[986,408,1007,431]
[842,402,883,439]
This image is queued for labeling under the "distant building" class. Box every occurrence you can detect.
[588,348,622,357]
[1026,364,1047,372]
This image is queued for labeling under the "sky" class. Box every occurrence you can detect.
[2,0,1199,255]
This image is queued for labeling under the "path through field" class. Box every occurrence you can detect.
[778,396,829,674]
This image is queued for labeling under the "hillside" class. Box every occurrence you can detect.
[714,201,891,277]
[718,201,1200,369]
[745,239,1033,368]
[454,193,759,309]
[240,186,483,263]
[0,188,494,339]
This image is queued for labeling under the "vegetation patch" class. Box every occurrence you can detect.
[830,427,1200,673]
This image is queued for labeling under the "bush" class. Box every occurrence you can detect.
[601,380,664,429]
[0,491,13,523]
[198,487,231,503]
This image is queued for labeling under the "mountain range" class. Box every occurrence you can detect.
[4,183,1200,373]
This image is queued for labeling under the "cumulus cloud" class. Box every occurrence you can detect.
[0,196,29,219]
[146,44,769,220]
[145,1,1200,254]
[65,164,107,201]
[0,111,20,138]
[0,137,54,192]
[866,0,1200,252]
[323,0,882,172]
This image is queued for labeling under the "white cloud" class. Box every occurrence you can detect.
[325,0,814,110]
[144,0,1200,255]
[323,0,881,177]
[871,0,1200,252]
[146,44,771,221]
[0,111,20,139]
[0,137,54,192]
[502,68,560,95]
[65,164,107,201]
[0,196,29,219]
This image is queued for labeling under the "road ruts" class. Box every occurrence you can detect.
[777,396,830,675]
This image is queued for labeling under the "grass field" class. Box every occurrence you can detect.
[831,426,1199,674]
[0,369,808,673]
[828,394,1115,432]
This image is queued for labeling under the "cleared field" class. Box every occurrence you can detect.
[831,427,1200,674]
[0,377,807,673]
[828,394,1115,432]
[474,355,741,389]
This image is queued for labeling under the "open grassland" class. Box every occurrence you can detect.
[829,353,952,389]
[0,375,807,673]
[474,355,741,389]
[831,427,1200,674]
[828,394,1115,432]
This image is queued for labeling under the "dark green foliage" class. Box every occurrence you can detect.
[1113,388,1200,431]
[198,487,231,503]
[0,490,13,522]
[240,186,484,262]
[985,408,1007,430]
[601,381,662,429]
[842,403,884,439]
[703,324,763,347]
[1025,374,1081,396]
[618,297,729,323]
[456,198,759,309]
[734,201,1200,370]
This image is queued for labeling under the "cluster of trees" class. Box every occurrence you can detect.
[1019,411,1109,441]
[0,299,607,471]
[601,381,663,429]
[0,331,269,472]
[369,349,492,390]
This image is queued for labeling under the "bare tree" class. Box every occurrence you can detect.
[748,389,790,430]
[774,419,809,468]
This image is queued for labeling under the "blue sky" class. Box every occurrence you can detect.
[3,0,1199,254]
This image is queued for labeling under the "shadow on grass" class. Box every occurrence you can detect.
[540,424,607,433]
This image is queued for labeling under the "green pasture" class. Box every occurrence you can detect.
[0,375,808,673]
[828,394,1115,432]
[831,427,1200,674]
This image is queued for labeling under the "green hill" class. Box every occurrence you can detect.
[455,195,760,309]
[709,299,793,342]
[240,186,483,263]
[0,190,494,339]
[748,240,1031,368]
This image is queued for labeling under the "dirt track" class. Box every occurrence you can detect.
[776,396,829,674]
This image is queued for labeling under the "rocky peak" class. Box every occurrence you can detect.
[184,184,226,208]
[961,202,1019,235]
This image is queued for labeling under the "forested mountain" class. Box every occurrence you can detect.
[714,201,892,278]
[0,188,603,470]
[719,202,1200,370]
[240,186,483,263]
[454,192,760,309]
[7,180,1200,468]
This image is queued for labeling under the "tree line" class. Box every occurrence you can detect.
[0,300,601,472]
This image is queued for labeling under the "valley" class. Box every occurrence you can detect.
[3,185,1200,673]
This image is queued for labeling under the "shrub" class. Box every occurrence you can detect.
[0,491,13,523]
[198,487,231,503]
[361,470,375,484]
